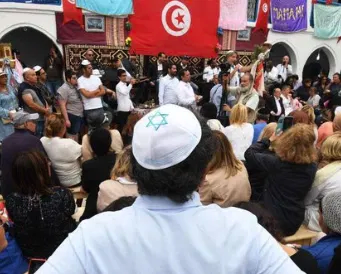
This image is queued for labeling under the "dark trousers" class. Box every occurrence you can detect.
[117,111,131,133]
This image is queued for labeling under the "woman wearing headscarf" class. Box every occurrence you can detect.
[302,192,341,274]
[305,133,341,231]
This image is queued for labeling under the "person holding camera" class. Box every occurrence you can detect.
[276,56,293,83]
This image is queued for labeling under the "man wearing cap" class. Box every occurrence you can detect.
[39,104,303,274]
[78,60,107,127]
[158,64,179,105]
[1,111,60,198]
[18,68,50,137]
[34,66,55,110]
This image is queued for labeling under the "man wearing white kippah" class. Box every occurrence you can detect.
[38,105,304,274]
[78,60,107,128]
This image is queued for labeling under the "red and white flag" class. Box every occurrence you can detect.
[129,0,219,57]
[253,0,270,34]
[62,0,84,27]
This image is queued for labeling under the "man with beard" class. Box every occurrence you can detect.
[159,64,179,105]
[225,73,259,122]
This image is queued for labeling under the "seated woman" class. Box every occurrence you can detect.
[317,114,341,149]
[245,122,277,202]
[245,124,318,236]
[82,117,123,162]
[121,113,141,147]
[41,114,82,187]
[5,151,76,259]
[199,130,250,207]
[223,104,254,161]
[97,146,138,212]
[302,192,341,274]
[305,133,341,231]
[235,202,320,274]
[81,128,117,221]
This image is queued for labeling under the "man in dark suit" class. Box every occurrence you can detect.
[266,88,285,122]
[147,52,167,104]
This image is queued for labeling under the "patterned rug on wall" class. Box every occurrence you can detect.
[64,44,254,77]
[64,44,144,75]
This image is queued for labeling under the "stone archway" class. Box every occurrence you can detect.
[303,46,337,81]
[270,42,298,74]
[0,25,62,68]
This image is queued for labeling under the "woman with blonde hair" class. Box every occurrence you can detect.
[41,114,82,187]
[97,146,138,212]
[305,133,341,231]
[223,104,253,160]
[301,105,318,145]
[258,122,277,141]
[245,124,318,236]
[199,131,250,207]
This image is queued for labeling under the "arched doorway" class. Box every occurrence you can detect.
[269,42,297,74]
[0,27,61,68]
[303,48,333,81]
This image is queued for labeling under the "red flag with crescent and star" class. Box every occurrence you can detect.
[253,0,270,34]
[129,0,219,57]
[62,0,84,27]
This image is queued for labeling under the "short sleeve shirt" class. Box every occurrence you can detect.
[77,75,103,110]
[22,88,45,120]
[57,83,84,117]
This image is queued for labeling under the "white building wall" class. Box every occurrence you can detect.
[0,3,63,53]
[265,0,341,78]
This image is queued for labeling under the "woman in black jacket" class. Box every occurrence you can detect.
[245,123,317,236]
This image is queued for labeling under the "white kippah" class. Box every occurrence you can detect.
[22,67,31,74]
[33,66,42,72]
[81,60,91,66]
[132,104,202,170]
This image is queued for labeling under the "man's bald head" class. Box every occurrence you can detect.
[23,69,38,85]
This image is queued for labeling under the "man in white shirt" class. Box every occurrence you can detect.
[177,69,199,106]
[264,60,280,88]
[115,69,136,132]
[159,64,179,105]
[203,59,221,83]
[37,104,303,274]
[276,56,293,82]
[266,88,285,122]
[78,60,107,128]
[226,50,251,87]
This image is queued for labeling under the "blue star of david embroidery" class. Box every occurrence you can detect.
[146,111,169,131]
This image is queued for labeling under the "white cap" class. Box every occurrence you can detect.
[92,69,102,78]
[132,104,202,170]
[335,106,341,116]
[13,110,39,125]
[81,60,91,66]
[33,66,42,72]
[263,41,273,46]
[0,68,7,77]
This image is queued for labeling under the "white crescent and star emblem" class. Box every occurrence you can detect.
[68,0,76,4]
[262,3,268,13]
[161,1,191,37]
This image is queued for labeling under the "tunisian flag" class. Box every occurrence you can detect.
[253,0,270,34]
[129,0,219,57]
[62,0,84,27]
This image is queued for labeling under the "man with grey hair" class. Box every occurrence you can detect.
[18,68,50,137]
[225,73,259,122]
[1,111,60,198]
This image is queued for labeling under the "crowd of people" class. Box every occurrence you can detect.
[0,45,341,274]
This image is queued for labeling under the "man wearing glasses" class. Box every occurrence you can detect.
[57,69,84,141]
